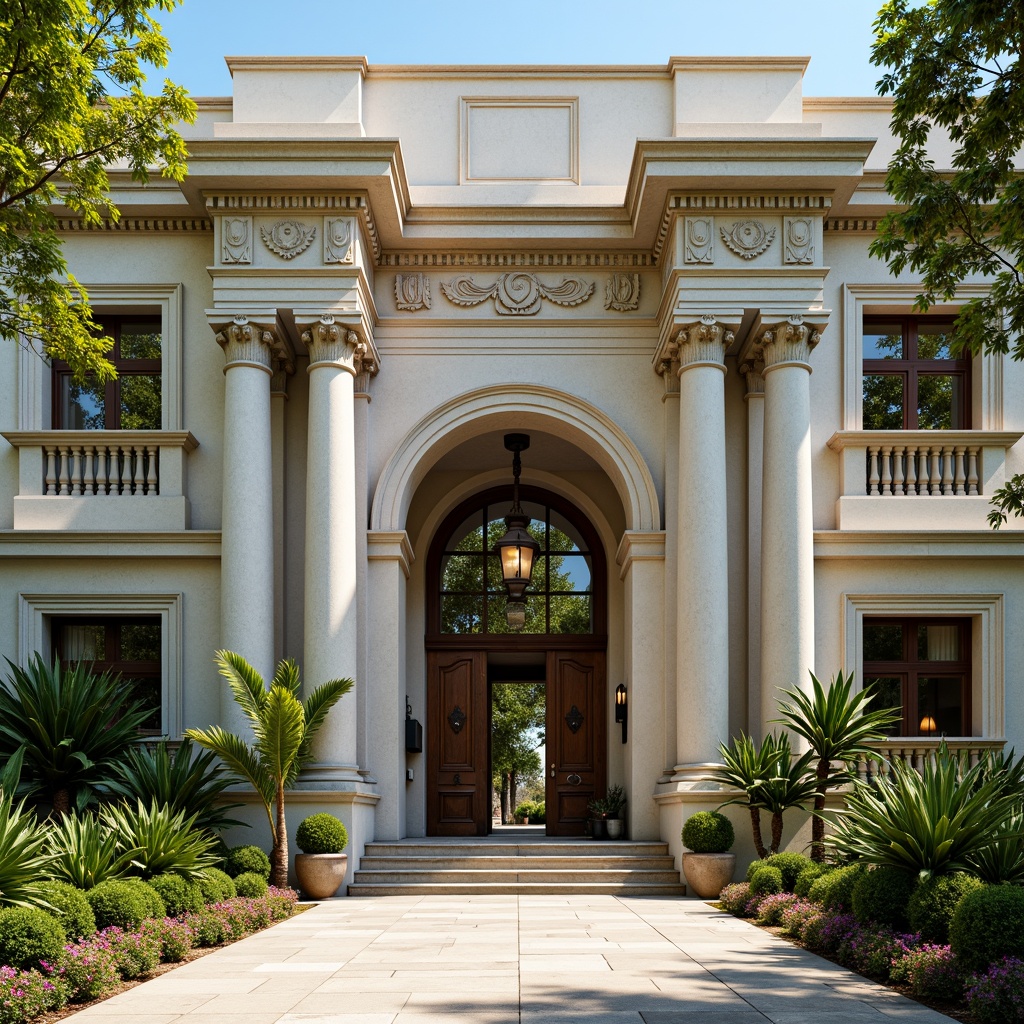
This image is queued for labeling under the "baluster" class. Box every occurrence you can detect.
[905,444,918,495]
[929,447,942,495]
[57,446,71,495]
[941,445,954,495]
[119,445,132,495]
[82,446,95,496]
[146,445,158,495]
[880,445,893,495]
[892,446,905,495]
[918,448,931,494]
[129,446,140,495]
[97,446,110,494]
[868,446,881,495]
[967,447,980,495]
[44,446,57,495]
[953,446,966,495]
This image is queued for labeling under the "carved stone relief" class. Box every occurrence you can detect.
[395,273,431,311]
[440,272,593,316]
[684,216,714,264]
[784,216,815,264]
[604,273,640,311]
[720,219,776,261]
[323,217,354,264]
[221,216,252,264]
[260,220,316,260]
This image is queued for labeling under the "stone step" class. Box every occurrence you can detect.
[348,881,688,896]
[353,868,684,884]
[357,855,677,871]
[362,841,670,858]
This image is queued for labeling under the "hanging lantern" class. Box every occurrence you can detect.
[492,433,541,631]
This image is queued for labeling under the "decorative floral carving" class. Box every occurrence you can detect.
[720,219,776,261]
[784,216,815,264]
[604,273,640,311]
[395,273,431,311]
[260,220,316,260]
[221,217,251,264]
[448,706,466,733]
[684,216,714,264]
[323,218,354,264]
[440,272,593,316]
[565,705,584,734]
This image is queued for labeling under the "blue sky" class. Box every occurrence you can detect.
[157,0,887,98]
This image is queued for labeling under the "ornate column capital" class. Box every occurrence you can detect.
[674,315,735,374]
[300,315,380,378]
[740,354,765,396]
[655,338,680,396]
[211,314,295,375]
[757,314,826,373]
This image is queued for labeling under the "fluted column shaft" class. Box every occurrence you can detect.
[303,316,359,774]
[760,316,821,727]
[741,358,765,739]
[675,315,733,766]
[217,317,275,735]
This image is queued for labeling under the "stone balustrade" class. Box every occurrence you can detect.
[857,737,1006,781]
[1,430,198,531]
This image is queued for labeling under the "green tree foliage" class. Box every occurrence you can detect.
[0,1,196,379]
[491,683,544,823]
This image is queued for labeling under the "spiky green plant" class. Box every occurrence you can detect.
[756,734,818,855]
[968,814,1024,884]
[0,655,151,814]
[185,651,352,888]
[711,733,780,859]
[100,799,219,880]
[0,790,53,908]
[44,811,138,889]
[827,743,1024,878]
[775,669,900,861]
[105,738,245,834]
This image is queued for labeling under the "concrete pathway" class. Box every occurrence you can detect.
[66,895,956,1024]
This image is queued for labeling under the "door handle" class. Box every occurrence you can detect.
[549,761,555,778]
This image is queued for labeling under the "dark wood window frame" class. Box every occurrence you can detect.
[53,615,163,734]
[863,315,972,429]
[426,485,607,652]
[51,316,162,429]
[863,615,972,737]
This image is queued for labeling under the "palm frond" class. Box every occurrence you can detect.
[272,658,302,697]
[298,678,353,765]
[257,686,306,786]
[214,650,268,725]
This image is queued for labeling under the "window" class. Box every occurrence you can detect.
[51,318,162,429]
[863,616,971,737]
[862,316,971,429]
[53,616,162,733]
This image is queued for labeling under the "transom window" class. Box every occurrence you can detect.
[54,616,162,733]
[863,616,971,737]
[52,317,162,429]
[436,490,596,636]
[863,316,971,429]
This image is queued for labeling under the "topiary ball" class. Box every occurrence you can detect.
[749,865,784,898]
[764,853,815,893]
[807,864,864,911]
[852,865,917,930]
[85,879,149,930]
[121,876,167,920]
[234,871,269,898]
[295,813,349,854]
[794,863,828,898]
[951,884,1024,973]
[34,880,96,939]
[147,873,204,917]
[198,867,237,903]
[682,811,734,854]
[224,845,272,881]
[909,872,986,944]
[0,907,67,970]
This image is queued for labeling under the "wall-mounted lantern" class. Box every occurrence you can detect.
[492,433,541,631]
[405,695,422,752]
[615,683,628,743]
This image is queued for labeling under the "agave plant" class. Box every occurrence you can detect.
[0,789,54,907]
[0,655,152,814]
[827,742,1024,877]
[100,799,219,880]
[775,669,900,861]
[968,813,1024,883]
[45,810,139,889]
[186,650,352,887]
[105,738,245,834]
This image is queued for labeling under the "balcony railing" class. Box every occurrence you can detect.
[856,738,1006,781]
[1,430,198,531]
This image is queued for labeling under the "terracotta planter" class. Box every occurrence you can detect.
[682,852,736,899]
[606,818,624,839]
[294,852,348,899]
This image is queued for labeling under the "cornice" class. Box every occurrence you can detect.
[824,218,882,232]
[813,530,1024,559]
[803,96,894,111]
[226,55,368,75]
[378,251,654,268]
[668,56,811,73]
[55,218,212,232]
[0,531,222,558]
[367,63,670,79]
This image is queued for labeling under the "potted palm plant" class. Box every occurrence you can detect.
[604,784,627,839]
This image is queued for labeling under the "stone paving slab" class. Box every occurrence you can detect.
[60,895,956,1023]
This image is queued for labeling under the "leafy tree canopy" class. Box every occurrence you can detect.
[0,0,196,381]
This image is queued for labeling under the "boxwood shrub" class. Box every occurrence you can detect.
[121,876,167,920]
[224,845,271,881]
[794,863,828,898]
[749,866,784,898]
[198,867,237,903]
[0,907,67,971]
[852,866,916,930]
[234,871,269,898]
[147,873,204,917]
[85,879,149,931]
[295,813,348,854]
[763,853,815,893]
[33,880,96,939]
[807,864,864,912]
[908,872,986,945]
[682,811,734,853]
[950,883,1024,974]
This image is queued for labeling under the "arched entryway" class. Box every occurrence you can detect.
[425,485,607,836]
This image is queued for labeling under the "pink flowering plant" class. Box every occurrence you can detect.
[756,892,800,926]
[891,943,963,1002]
[965,956,1024,1024]
[0,965,68,1024]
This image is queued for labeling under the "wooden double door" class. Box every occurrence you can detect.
[426,649,606,836]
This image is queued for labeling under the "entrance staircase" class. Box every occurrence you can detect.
[348,834,686,896]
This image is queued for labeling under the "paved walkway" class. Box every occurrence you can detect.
[68,896,955,1024]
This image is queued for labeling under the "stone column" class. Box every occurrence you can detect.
[675,315,734,768]
[301,315,361,778]
[215,316,277,734]
[740,356,765,738]
[270,370,289,665]
[658,349,680,773]
[759,315,822,725]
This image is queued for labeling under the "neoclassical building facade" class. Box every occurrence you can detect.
[1,55,1022,883]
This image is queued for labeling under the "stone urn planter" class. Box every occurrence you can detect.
[606,818,624,839]
[294,852,348,899]
[682,852,736,898]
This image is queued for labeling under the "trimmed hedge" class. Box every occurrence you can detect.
[224,845,271,881]
[950,884,1024,974]
[234,872,269,898]
[198,867,236,903]
[85,880,149,931]
[0,907,66,971]
[908,873,986,945]
[749,866,784,898]
[807,864,864,912]
[33,881,95,939]
[852,866,916,930]
[682,812,734,854]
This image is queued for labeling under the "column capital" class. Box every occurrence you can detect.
[740,355,765,396]
[757,314,826,372]
[674,315,736,374]
[210,313,295,375]
[299,315,380,378]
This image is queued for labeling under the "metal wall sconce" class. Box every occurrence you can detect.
[405,695,422,752]
[493,433,541,631]
[615,683,628,743]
